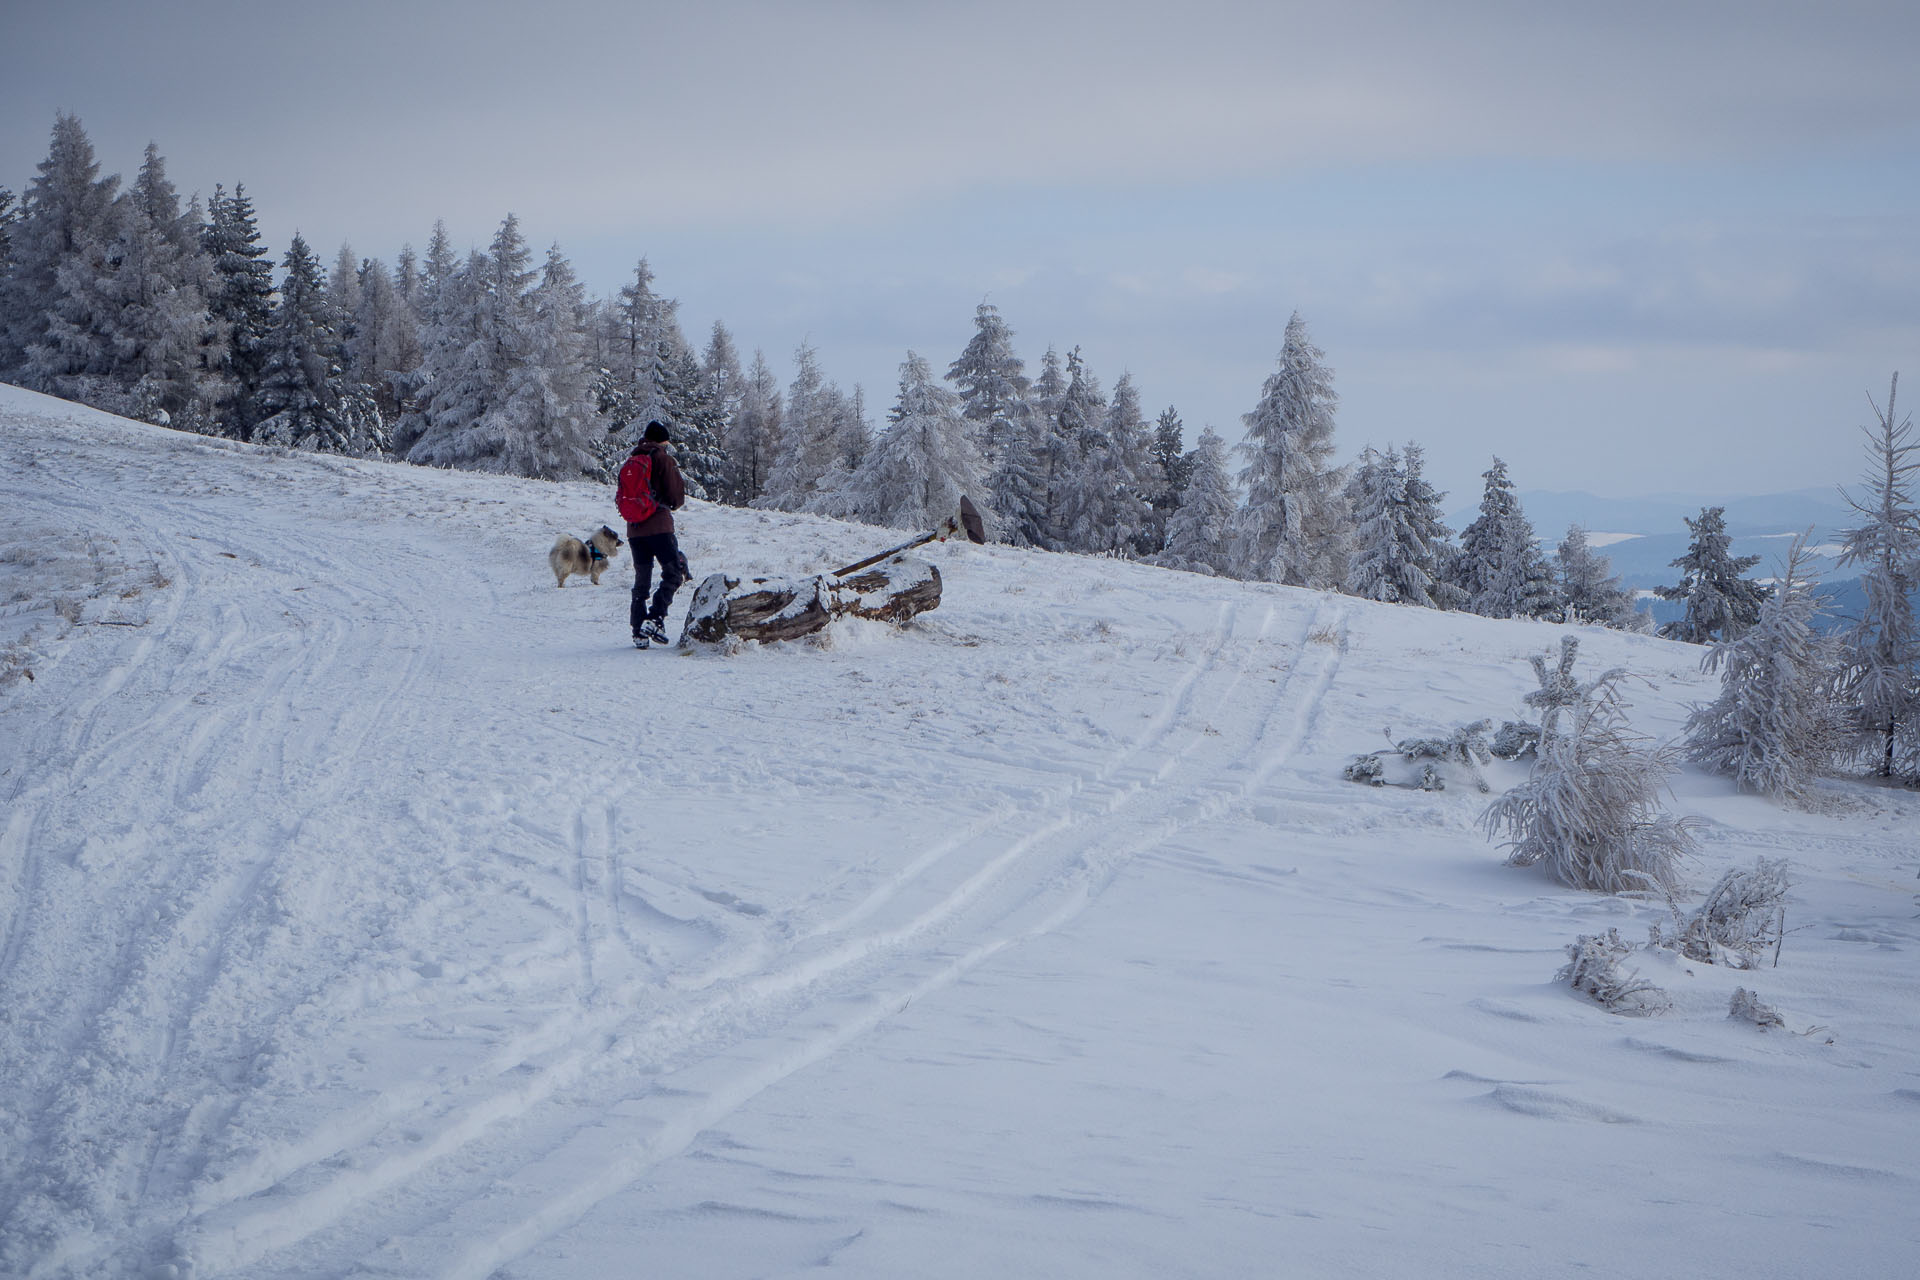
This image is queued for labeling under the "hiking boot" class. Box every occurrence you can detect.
[642,616,669,645]
[632,631,651,650]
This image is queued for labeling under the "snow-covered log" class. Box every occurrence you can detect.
[681,554,942,646]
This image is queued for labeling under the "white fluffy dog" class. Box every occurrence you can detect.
[549,525,623,586]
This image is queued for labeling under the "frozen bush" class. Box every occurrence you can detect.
[1729,987,1785,1030]
[1484,637,1696,893]
[1648,857,1790,969]
[1558,928,1669,1016]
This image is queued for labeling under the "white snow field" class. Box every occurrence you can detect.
[2,382,1916,1280]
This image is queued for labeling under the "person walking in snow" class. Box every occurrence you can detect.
[616,421,687,648]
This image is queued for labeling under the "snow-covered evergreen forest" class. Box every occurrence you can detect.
[3,115,1917,783]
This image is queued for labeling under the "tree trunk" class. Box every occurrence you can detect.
[681,554,942,647]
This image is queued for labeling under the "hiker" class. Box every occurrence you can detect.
[615,421,687,648]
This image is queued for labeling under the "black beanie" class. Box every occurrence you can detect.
[643,421,671,442]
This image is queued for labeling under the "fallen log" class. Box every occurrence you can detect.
[681,554,942,646]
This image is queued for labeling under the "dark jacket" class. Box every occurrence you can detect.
[624,441,685,537]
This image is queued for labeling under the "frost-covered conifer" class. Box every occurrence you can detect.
[985,404,1049,547]
[1230,311,1349,587]
[390,223,458,457]
[1147,406,1191,546]
[1484,636,1695,893]
[202,184,275,439]
[27,143,221,427]
[1454,458,1559,618]
[761,343,842,510]
[591,258,675,441]
[0,115,120,380]
[849,350,989,531]
[1657,506,1769,644]
[1557,525,1641,629]
[1685,536,1842,807]
[0,186,15,285]
[724,349,782,505]
[352,257,422,422]
[486,244,599,479]
[1345,445,1437,606]
[947,301,1030,465]
[1061,371,1154,556]
[254,234,380,456]
[660,341,728,498]
[406,218,597,477]
[1834,374,1920,779]
[1025,344,1075,549]
[700,321,745,496]
[1158,427,1236,575]
[1402,443,1464,610]
[1051,349,1121,553]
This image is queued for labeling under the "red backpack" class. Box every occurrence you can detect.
[615,450,658,524]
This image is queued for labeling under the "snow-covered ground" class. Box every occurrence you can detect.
[2,383,1916,1280]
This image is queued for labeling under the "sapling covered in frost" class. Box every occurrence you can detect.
[1834,373,1920,780]
[1558,928,1669,1016]
[1483,636,1695,893]
[1684,536,1842,807]
[1647,857,1791,969]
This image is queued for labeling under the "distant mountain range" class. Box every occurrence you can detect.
[1446,487,1877,631]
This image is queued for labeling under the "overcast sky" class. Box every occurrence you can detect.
[6,0,1918,505]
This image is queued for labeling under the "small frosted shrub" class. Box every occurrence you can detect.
[1558,928,1670,1016]
[1484,637,1696,893]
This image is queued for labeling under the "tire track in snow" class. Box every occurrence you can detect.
[195,597,1347,1279]
[406,595,1351,1280]
[1,444,452,1278]
[166,601,1260,1274]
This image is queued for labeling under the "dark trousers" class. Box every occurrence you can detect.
[630,530,685,633]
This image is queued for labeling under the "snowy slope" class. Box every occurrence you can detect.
[2,384,1915,1280]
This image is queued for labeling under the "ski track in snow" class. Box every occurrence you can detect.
[4,388,1918,1280]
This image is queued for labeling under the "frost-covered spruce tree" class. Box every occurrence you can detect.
[0,186,15,284]
[1146,406,1191,549]
[946,301,1030,465]
[26,143,219,427]
[253,234,375,455]
[1484,636,1695,893]
[1402,443,1464,609]
[407,217,595,477]
[408,219,538,470]
[1345,445,1437,606]
[486,244,598,479]
[0,114,120,379]
[659,341,728,498]
[724,348,782,505]
[202,184,276,439]
[351,256,422,423]
[848,350,989,531]
[1656,505,1769,644]
[1049,347,1114,552]
[1230,311,1349,587]
[700,321,745,494]
[1685,535,1843,807]
[1454,457,1559,618]
[1022,344,1074,549]
[978,404,1044,546]
[1158,426,1237,574]
[1061,371,1154,556]
[389,222,459,458]
[760,342,839,510]
[1834,374,1920,780]
[1557,525,1641,629]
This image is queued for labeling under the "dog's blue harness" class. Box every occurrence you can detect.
[585,536,607,563]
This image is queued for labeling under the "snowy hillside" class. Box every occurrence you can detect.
[2,384,1916,1280]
